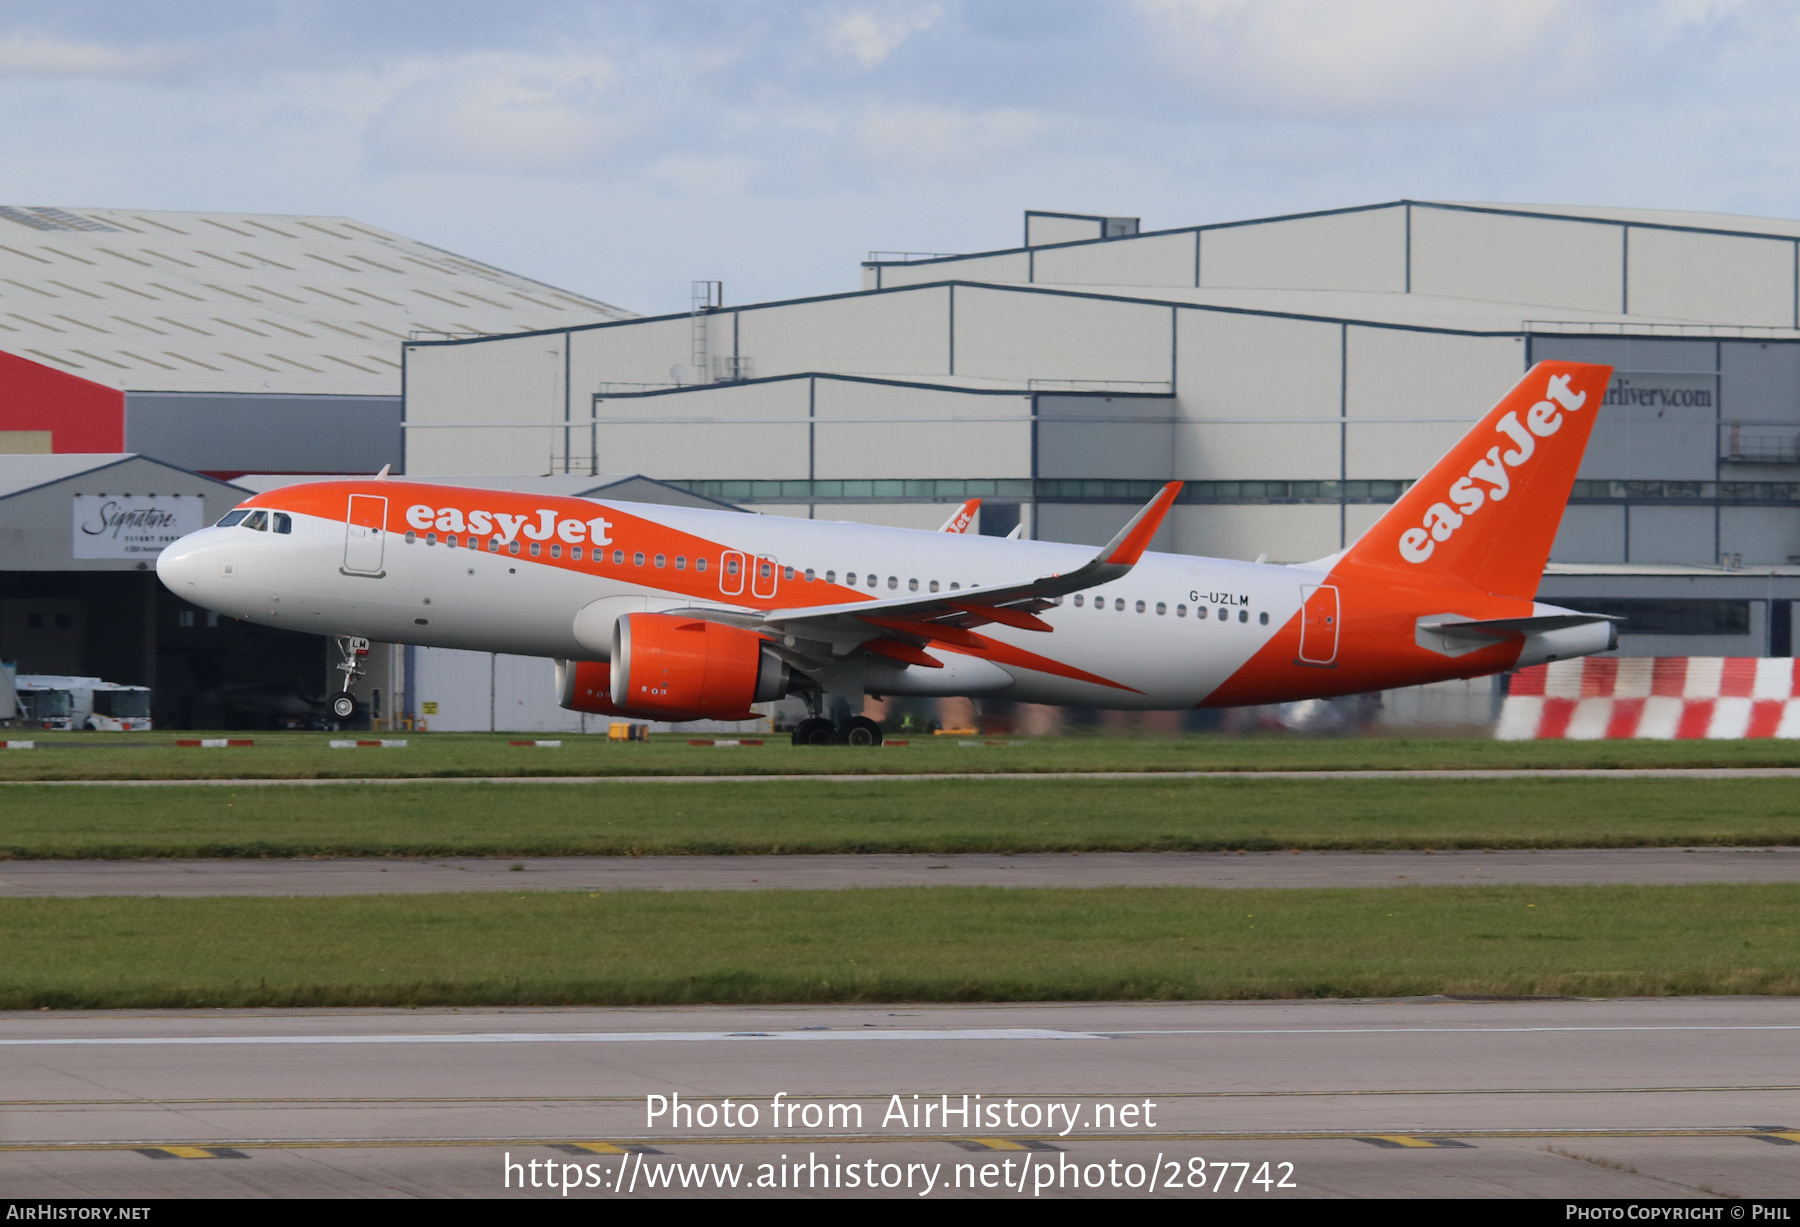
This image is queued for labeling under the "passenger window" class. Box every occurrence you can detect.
[868,574,878,589]
[571,546,582,560]
[509,541,521,555]
[676,556,686,570]
[614,550,625,564]
[1239,609,1248,623]
[1176,604,1186,617]
[726,557,739,575]
[427,532,438,545]
[635,552,646,566]
[696,557,707,572]
[1259,611,1269,625]
[845,572,855,584]
[826,571,836,583]
[1136,600,1146,613]
[908,578,918,591]
[1074,595,1084,607]
[216,509,249,527]
[950,582,960,590]
[489,538,500,553]
[785,566,795,580]
[887,576,897,590]
[929,580,939,592]
[405,531,416,544]
[655,554,666,568]
[1197,606,1208,620]
[804,568,814,581]
[550,544,561,558]
[241,510,268,531]
[1156,602,1166,615]
[1114,598,1124,611]
[529,542,541,556]
[273,513,292,534]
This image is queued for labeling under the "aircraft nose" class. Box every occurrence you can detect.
[156,532,209,596]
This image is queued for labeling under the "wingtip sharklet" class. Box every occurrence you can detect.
[1100,481,1182,567]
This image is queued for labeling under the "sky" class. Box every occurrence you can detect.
[1,0,1798,316]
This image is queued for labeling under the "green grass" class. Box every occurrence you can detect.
[3,776,1798,859]
[2,884,1793,1009]
[8,729,1800,781]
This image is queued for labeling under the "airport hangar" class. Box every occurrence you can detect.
[402,201,1800,729]
[0,205,634,728]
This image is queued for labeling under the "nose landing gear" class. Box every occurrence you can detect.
[331,635,370,725]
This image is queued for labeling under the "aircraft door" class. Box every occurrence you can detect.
[1297,584,1339,665]
[343,495,388,577]
[719,551,745,597]
[752,554,779,601]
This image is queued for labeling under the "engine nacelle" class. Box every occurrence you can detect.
[610,612,789,719]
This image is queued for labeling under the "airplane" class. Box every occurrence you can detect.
[156,361,1619,746]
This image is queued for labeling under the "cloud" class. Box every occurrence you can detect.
[0,32,198,78]
[824,4,944,68]
[363,53,641,174]
[1132,0,1738,117]
[851,104,1051,177]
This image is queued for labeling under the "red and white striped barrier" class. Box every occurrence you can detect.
[1497,657,1800,740]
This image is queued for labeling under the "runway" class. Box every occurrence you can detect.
[3,998,1798,1198]
[4,847,1800,896]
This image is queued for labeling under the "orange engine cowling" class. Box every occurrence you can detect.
[609,612,789,719]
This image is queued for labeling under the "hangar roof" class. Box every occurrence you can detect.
[0,206,634,397]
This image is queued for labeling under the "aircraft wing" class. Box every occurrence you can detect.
[666,482,1181,655]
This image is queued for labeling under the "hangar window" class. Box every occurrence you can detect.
[216,509,249,527]
[695,557,707,573]
[1558,598,1750,636]
[272,513,291,534]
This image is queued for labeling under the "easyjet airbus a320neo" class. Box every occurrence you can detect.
[157,361,1620,746]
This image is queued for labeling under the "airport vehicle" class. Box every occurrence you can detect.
[12,675,153,731]
[156,362,1618,745]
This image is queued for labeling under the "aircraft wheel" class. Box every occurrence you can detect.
[331,694,357,721]
[837,716,883,747]
[791,716,836,747]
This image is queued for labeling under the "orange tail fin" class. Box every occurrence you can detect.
[1340,361,1612,599]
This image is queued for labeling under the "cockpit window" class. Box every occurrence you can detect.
[241,510,269,531]
[272,512,292,534]
[216,509,250,527]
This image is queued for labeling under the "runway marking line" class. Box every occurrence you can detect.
[955,1139,1062,1152]
[13,1128,1797,1155]
[1355,1135,1476,1149]
[548,1143,662,1156]
[6,1023,1799,1049]
[134,1146,247,1160]
[1750,1131,1800,1145]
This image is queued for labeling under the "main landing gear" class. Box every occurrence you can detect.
[790,692,884,747]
